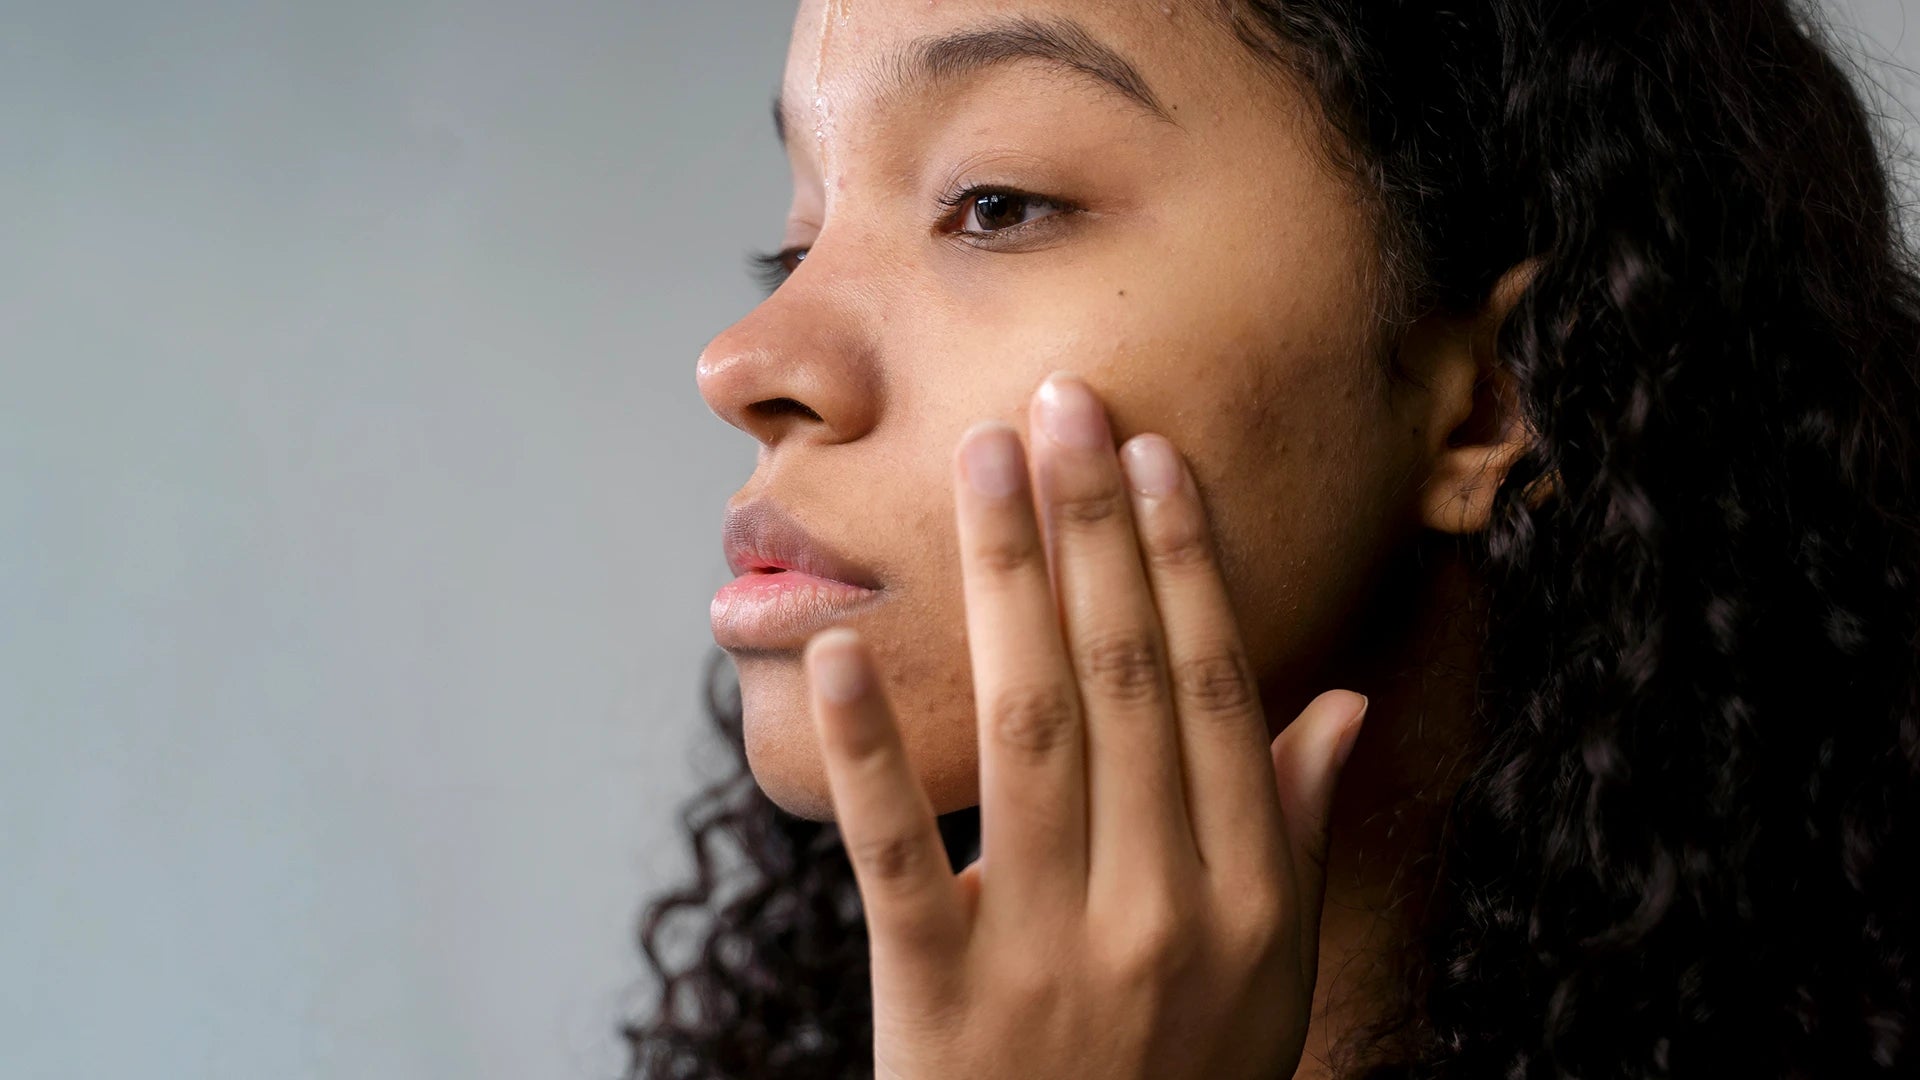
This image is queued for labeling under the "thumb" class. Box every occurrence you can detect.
[1269,689,1369,966]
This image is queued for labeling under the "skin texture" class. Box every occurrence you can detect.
[694,1,1535,1072]
[794,363,1378,1078]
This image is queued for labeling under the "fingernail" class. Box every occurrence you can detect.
[809,627,870,704]
[961,421,1024,497]
[1333,694,1369,773]
[1121,435,1183,497]
[1036,372,1110,449]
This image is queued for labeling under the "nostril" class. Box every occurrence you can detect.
[748,397,824,423]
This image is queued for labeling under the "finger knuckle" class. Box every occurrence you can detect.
[1219,886,1291,960]
[848,831,931,885]
[1144,515,1212,571]
[999,956,1066,1015]
[986,683,1078,757]
[970,529,1040,576]
[1081,631,1165,703]
[1053,487,1126,529]
[1106,903,1202,984]
[1172,647,1257,717]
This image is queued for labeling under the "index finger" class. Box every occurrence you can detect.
[953,419,1089,917]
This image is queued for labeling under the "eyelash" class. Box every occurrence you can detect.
[747,184,1077,294]
[749,248,804,294]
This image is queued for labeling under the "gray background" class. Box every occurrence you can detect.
[3,2,1915,1078]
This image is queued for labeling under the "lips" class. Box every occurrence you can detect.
[722,500,883,589]
[712,499,885,652]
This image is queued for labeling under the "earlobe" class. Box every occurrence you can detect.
[1410,258,1556,536]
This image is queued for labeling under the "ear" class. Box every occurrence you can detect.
[1402,258,1556,535]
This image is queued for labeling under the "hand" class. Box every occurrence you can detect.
[802,370,1370,1080]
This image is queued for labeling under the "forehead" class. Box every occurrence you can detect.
[781,0,1258,130]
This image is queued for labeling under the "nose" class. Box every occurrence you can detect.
[695,257,882,450]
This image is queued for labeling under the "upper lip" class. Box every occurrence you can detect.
[723,499,883,589]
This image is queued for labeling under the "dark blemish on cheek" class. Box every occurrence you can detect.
[1118,289,1127,297]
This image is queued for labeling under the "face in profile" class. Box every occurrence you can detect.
[697,0,1474,821]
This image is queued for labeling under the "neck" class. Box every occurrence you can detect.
[1268,535,1485,1079]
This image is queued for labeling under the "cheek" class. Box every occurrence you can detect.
[857,498,983,815]
[1076,272,1409,699]
[1184,337,1411,700]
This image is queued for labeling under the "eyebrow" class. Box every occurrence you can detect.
[773,15,1173,146]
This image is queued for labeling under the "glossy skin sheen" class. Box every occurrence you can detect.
[694,2,1534,1075]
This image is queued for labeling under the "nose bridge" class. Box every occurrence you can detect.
[694,235,885,449]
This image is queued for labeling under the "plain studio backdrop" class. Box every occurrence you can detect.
[2,2,1916,1078]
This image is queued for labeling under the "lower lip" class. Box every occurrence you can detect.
[710,570,884,652]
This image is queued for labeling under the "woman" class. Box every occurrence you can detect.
[627,1,1920,1077]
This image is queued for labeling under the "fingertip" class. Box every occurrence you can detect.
[1331,691,1368,774]
[1307,687,1367,718]
[960,417,1020,444]
[1272,689,1369,767]
[806,624,861,661]
[1119,433,1186,499]
[807,626,871,705]
[955,418,1018,467]
[809,624,861,649]
[957,420,1026,499]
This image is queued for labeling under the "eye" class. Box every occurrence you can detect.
[944,186,1074,238]
[749,186,1074,292]
[748,246,807,294]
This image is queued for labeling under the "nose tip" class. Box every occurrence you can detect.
[693,342,758,427]
[693,283,879,448]
[696,340,823,444]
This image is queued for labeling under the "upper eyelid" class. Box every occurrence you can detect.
[939,181,1069,209]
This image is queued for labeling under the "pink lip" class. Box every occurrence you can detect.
[722,500,883,588]
[713,499,886,652]
[710,569,883,652]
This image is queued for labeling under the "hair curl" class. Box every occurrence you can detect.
[624,1,1920,1076]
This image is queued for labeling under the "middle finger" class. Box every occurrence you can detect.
[1030,371,1198,892]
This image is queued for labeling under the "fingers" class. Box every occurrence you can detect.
[949,370,1363,954]
[805,628,966,973]
[953,419,1089,912]
[1116,433,1283,874]
[1029,373,1196,889]
[1268,689,1368,965]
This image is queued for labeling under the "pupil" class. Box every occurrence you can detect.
[975,193,1023,231]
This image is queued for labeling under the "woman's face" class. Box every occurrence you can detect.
[698,0,1446,820]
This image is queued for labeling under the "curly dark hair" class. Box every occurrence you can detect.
[622,1,1920,1077]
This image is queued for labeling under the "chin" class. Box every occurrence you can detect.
[731,651,983,824]
[737,660,839,821]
